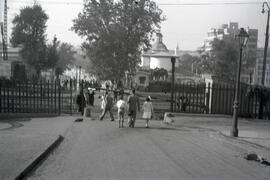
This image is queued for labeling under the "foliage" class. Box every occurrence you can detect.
[148,80,171,92]
[72,0,164,81]
[56,43,76,75]
[10,4,48,75]
[152,67,168,80]
[199,36,239,80]
[46,36,60,70]
[178,54,201,75]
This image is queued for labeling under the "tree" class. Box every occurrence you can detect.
[72,0,164,81]
[56,43,76,76]
[199,36,239,80]
[10,4,48,76]
[46,36,60,70]
[178,54,201,75]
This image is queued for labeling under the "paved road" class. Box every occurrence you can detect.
[28,118,270,180]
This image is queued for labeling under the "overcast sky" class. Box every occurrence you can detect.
[2,0,267,50]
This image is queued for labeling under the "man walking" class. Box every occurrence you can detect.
[127,89,140,128]
[99,91,115,121]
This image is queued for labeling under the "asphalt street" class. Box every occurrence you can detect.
[29,118,270,180]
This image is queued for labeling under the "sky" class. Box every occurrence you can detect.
[1,0,268,50]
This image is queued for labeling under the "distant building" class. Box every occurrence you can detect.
[203,22,257,53]
[254,48,270,87]
[136,32,203,88]
[0,46,26,80]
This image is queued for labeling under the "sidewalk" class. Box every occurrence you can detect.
[166,113,270,149]
[0,115,77,180]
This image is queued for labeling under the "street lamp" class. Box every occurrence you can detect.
[259,2,270,119]
[231,28,249,137]
[261,2,270,85]
[170,57,176,112]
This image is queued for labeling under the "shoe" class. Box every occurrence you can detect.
[146,124,149,128]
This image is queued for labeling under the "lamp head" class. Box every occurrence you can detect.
[262,7,265,14]
[236,28,249,47]
[262,2,270,14]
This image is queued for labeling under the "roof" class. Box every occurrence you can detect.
[142,50,179,58]
[151,32,169,52]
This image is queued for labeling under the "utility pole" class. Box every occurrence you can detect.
[4,0,7,46]
[259,2,270,119]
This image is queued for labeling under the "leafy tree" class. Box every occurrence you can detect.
[178,54,201,75]
[47,36,59,70]
[199,36,239,80]
[10,4,48,76]
[56,43,76,75]
[72,0,164,81]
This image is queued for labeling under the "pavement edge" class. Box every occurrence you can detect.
[14,135,64,180]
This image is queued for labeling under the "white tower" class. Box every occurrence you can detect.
[175,43,180,56]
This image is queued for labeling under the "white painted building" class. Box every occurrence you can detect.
[141,32,179,71]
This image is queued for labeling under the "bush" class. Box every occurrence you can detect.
[148,81,171,92]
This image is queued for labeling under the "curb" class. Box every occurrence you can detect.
[0,113,59,120]
[164,112,232,118]
[163,114,270,152]
[14,135,64,180]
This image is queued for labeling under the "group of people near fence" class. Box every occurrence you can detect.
[76,88,154,128]
[76,87,95,117]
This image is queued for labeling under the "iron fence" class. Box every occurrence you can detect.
[172,82,270,119]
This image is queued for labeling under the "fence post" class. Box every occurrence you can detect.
[70,79,73,115]
[54,80,57,113]
[25,80,28,113]
[47,80,50,113]
[40,80,42,113]
[12,80,15,113]
[0,80,2,113]
[206,83,211,114]
[33,82,36,113]
[58,80,61,115]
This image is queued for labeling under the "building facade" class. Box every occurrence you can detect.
[0,47,26,80]
[254,48,270,87]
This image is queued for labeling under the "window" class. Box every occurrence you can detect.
[139,76,146,85]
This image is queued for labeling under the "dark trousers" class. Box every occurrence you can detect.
[99,107,114,120]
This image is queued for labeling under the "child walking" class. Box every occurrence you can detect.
[142,96,154,128]
[116,95,127,128]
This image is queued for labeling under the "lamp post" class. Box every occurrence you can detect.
[75,65,78,90]
[259,2,270,119]
[231,28,249,137]
[79,66,82,82]
[171,57,176,112]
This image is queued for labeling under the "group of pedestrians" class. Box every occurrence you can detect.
[99,89,154,128]
[76,87,155,128]
[76,87,95,116]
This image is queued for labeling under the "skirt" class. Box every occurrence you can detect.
[142,111,151,119]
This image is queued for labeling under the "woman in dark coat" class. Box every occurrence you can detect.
[88,89,95,106]
[76,89,87,115]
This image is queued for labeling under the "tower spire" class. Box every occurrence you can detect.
[175,42,180,56]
